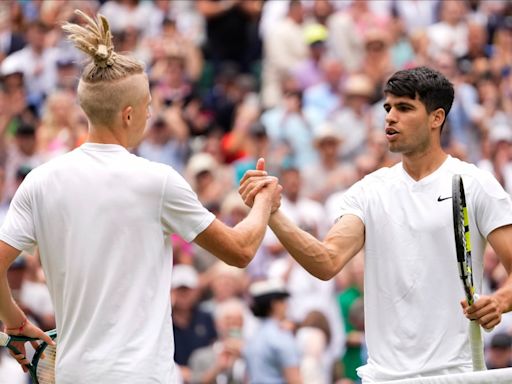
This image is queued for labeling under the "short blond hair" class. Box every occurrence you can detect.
[62,10,145,126]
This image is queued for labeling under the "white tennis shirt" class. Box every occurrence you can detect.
[0,143,215,383]
[336,156,512,382]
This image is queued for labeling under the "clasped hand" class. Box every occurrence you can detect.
[238,158,282,213]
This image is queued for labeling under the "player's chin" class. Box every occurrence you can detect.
[388,144,403,153]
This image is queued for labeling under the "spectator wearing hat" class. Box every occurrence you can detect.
[302,122,356,203]
[186,152,231,208]
[487,332,512,369]
[172,264,217,381]
[360,27,394,101]
[292,23,329,91]
[245,279,302,384]
[329,74,377,162]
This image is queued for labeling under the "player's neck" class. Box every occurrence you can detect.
[86,126,128,148]
[402,148,448,181]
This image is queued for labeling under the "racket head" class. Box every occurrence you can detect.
[32,329,57,384]
[452,174,475,306]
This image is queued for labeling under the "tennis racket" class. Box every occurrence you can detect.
[0,328,57,383]
[452,174,486,371]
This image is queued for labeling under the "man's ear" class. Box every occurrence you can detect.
[431,108,446,130]
[122,105,133,126]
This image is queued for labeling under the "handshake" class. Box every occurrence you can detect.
[238,158,282,214]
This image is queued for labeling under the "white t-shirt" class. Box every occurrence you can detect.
[335,156,512,382]
[0,143,215,383]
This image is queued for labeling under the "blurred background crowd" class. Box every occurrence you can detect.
[0,0,512,383]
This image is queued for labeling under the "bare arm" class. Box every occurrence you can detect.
[0,241,25,328]
[194,175,280,268]
[465,225,512,329]
[283,366,302,384]
[268,211,365,281]
[0,240,54,370]
[239,167,364,280]
[490,225,512,311]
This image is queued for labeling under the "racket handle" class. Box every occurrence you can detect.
[469,320,486,371]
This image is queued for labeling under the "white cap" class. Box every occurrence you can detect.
[489,123,512,144]
[171,264,199,289]
[186,152,217,177]
[249,279,288,299]
[313,122,343,145]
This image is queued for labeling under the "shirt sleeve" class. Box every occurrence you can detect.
[472,171,512,238]
[335,179,367,224]
[160,169,215,242]
[0,175,37,251]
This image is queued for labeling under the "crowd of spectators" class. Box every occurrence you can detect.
[1,0,512,383]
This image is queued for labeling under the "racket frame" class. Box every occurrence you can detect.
[452,174,486,371]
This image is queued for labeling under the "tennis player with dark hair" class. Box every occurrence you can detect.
[0,11,279,383]
[240,66,512,382]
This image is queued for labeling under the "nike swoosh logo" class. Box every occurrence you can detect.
[437,196,452,202]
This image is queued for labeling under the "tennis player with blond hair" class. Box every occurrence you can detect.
[0,10,279,383]
[240,66,512,382]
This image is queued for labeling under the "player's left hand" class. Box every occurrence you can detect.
[461,294,502,330]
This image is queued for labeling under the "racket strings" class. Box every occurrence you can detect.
[36,343,56,384]
[457,201,475,305]
[458,198,475,305]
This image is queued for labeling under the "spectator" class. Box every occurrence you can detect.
[197,0,262,77]
[296,310,332,384]
[137,114,189,173]
[261,0,308,108]
[245,279,302,384]
[302,123,356,203]
[477,123,512,195]
[37,89,84,159]
[1,20,60,112]
[172,264,218,380]
[487,332,512,369]
[427,0,469,58]
[189,298,247,384]
[302,56,344,122]
[292,23,329,91]
[3,123,43,203]
[261,76,318,170]
[326,0,389,72]
[329,73,376,162]
[0,5,25,62]
[148,17,204,82]
[185,152,231,207]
